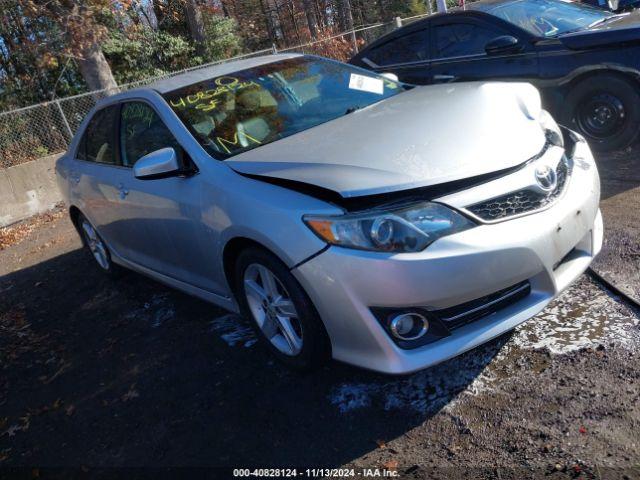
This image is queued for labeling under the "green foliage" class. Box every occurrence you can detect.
[200,15,244,62]
[103,28,198,84]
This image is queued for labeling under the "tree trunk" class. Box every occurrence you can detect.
[302,0,319,39]
[185,0,206,55]
[340,0,357,53]
[77,43,118,92]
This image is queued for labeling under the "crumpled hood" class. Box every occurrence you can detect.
[226,81,547,198]
[559,12,640,49]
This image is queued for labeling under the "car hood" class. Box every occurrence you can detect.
[226,82,547,198]
[559,12,640,49]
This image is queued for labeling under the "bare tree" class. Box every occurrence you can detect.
[302,0,319,38]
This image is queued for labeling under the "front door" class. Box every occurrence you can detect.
[115,101,220,293]
[429,17,538,85]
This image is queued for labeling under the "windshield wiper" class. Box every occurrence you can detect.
[344,106,361,115]
[559,15,621,36]
[587,14,623,28]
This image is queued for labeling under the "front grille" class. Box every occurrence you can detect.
[468,158,571,222]
[433,281,531,330]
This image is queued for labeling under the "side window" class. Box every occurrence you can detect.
[120,102,181,167]
[367,29,429,66]
[78,106,118,164]
[433,23,505,59]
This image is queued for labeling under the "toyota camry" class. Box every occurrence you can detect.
[55,54,602,374]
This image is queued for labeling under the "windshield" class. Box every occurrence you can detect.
[163,56,406,159]
[489,0,613,37]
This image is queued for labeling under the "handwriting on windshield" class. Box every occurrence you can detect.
[216,131,262,154]
[169,76,260,112]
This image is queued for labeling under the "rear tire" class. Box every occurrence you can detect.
[234,247,331,371]
[77,213,122,278]
[562,73,640,152]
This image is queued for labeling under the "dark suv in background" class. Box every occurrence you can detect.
[350,0,640,151]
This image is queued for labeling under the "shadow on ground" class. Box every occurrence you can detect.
[0,248,509,467]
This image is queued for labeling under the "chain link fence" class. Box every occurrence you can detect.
[0,15,425,169]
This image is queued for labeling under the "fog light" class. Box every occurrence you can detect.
[389,312,429,341]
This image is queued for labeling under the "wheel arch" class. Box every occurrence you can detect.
[222,236,278,296]
[567,66,640,89]
[68,205,85,244]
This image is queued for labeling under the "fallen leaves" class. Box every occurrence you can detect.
[382,459,399,470]
[0,205,65,251]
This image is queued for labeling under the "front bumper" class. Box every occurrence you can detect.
[292,140,602,374]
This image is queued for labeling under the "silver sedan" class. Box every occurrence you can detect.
[55,54,602,374]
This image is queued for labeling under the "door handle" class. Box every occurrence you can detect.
[117,183,129,200]
[433,74,457,82]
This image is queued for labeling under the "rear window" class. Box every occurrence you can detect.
[76,105,118,165]
[163,56,406,159]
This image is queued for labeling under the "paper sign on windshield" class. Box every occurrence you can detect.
[348,73,384,95]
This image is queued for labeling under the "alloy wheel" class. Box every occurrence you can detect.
[81,220,110,271]
[243,263,303,356]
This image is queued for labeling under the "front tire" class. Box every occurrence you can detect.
[562,73,640,152]
[234,247,331,371]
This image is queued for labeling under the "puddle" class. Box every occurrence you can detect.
[210,314,257,348]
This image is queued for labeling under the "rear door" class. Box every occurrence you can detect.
[357,27,432,85]
[71,104,133,258]
[429,16,538,84]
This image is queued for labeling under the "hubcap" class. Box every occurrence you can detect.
[81,221,110,270]
[577,92,626,140]
[243,264,303,356]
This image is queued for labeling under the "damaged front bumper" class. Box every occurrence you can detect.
[291,136,602,374]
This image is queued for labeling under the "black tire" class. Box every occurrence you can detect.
[234,247,331,371]
[562,73,640,152]
[76,213,123,278]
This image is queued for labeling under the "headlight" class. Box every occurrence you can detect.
[539,109,564,148]
[304,202,475,253]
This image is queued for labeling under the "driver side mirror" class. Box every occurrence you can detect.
[134,147,182,180]
[380,72,400,82]
[485,35,523,55]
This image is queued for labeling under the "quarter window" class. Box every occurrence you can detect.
[433,23,505,59]
[120,102,181,167]
[367,29,430,66]
[77,106,118,165]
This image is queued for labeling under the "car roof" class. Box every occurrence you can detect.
[149,53,303,93]
[94,53,304,110]
[465,0,523,12]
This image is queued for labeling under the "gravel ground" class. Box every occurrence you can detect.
[592,145,640,303]
[0,152,639,478]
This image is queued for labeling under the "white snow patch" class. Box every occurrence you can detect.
[513,281,639,354]
[329,340,505,414]
[329,279,640,414]
[210,314,257,348]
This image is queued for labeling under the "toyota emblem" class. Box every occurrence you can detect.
[535,164,557,192]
